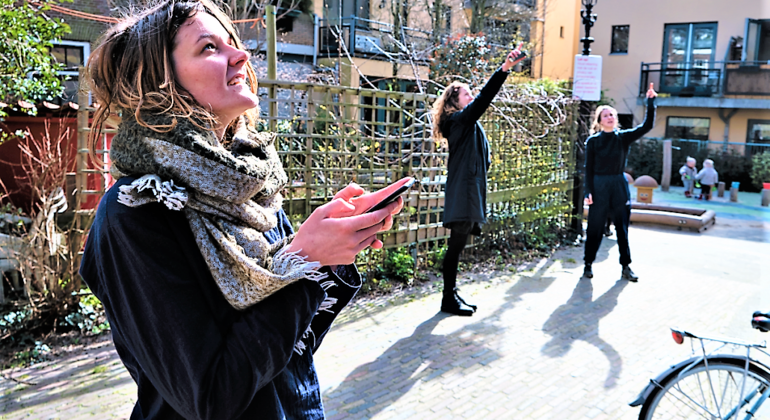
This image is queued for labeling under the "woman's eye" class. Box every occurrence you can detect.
[203,43,216,52]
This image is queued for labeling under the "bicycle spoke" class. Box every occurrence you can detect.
[642,361,770,420]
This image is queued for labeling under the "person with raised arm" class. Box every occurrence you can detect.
[430,45,526,316]
[583,83,657,282]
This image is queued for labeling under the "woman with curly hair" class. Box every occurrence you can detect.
[80,1,409,418]
[430,46,525,316]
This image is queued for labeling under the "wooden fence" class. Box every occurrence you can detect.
[77,76,579,268]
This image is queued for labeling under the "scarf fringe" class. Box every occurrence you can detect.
[272,248,329,283]
[118,174,188,211]
[292,279,339,355]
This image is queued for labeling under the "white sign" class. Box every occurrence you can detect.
[572,55,603,101]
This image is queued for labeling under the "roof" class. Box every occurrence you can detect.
[1,100,79,118]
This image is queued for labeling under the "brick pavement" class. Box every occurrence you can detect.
[1,218,768,419]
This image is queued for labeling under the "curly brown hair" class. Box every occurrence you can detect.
[430,81,469,145]
[87,0,259,159]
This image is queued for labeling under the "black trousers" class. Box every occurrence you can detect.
[584,174,632,266]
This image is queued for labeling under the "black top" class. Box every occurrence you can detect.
[584,97,656,197]
[441,69,510,226]
[80,177,362,420]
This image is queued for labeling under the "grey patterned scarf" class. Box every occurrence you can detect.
[110,113,329,310]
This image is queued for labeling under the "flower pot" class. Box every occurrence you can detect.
[763,182,770,190]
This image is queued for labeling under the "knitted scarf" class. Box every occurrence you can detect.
[110,113,329,310]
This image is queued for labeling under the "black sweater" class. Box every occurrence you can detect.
[80,177,361,420]
[584,97,656,197]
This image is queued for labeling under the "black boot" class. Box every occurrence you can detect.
[441,289,474,316]
[583,264,593,278]
[621,265,638,282]
[453,288,477,312]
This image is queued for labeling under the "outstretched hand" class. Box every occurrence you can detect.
[502,43,526,72]
[646,82,657,99]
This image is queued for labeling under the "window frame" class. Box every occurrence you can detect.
[50,40,90,104]
[747,119,770,143]
[665,116,711,140]
[610,25,630,54]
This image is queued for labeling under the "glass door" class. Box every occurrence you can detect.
[661,23,718,94]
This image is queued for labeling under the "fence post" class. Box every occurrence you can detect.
[266,5,277,132]
[661,139,671,192]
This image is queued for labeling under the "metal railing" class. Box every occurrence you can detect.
[639,61,770,97]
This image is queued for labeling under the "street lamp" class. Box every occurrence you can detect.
[580,0,598,56]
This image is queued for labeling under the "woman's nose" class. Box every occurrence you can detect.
[229,45,249,67]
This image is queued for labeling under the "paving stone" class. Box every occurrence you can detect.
[1,221,768,419]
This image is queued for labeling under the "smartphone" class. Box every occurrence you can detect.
[509,50,528,62]
[366,178,416,213]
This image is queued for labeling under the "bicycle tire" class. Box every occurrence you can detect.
[639,358,770,420]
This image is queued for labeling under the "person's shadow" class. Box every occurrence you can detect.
[540,278,629,388]
[322,312,503,417]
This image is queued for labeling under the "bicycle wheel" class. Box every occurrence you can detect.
[639,358,770,420]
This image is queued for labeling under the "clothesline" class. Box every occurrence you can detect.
[31,2,265,26]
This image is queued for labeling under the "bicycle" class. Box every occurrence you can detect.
[630,311,770,419]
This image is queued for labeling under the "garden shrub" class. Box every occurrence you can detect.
[750,152,770,190]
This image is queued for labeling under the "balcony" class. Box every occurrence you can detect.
[318,17,433,63]
[639,61,770,109]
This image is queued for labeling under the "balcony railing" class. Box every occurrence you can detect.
[639,61,770,97]
[319,17,433,62]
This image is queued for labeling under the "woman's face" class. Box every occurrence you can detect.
[172,13,258,127]
[599,109,616,131]
[456,86,474,109]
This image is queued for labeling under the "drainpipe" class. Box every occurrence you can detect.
[313,14,319,67]
[718,108,738,152]
[540,0,546,79]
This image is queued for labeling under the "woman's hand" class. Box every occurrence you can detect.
[502,43,526,72]
[646,82,657,99]
[286,177,412,266]
[584,194,593,206]
[331,177,412,217]
[287,199,401,266]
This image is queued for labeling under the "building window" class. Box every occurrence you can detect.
[661,22,718,94]
[744,19,770,62]
[748,120,770,143]
[611,25,629,54]
[665,117,710,140]
[747,119,770,156]
[51,41,90,103]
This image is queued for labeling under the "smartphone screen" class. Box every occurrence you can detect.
[366,178,416,213]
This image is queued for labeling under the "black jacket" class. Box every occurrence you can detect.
[80,177,361,420]
[441,69,510,226]
[584,97,656,197]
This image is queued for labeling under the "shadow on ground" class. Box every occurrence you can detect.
[541,278,629,388]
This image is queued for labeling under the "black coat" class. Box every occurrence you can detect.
[80,177,362,420]
[441,69,510,226]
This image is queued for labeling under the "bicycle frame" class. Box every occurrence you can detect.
[631,328,770,420]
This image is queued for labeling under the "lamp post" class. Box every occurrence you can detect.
[571,0,599,241]
[580,0,598,56]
